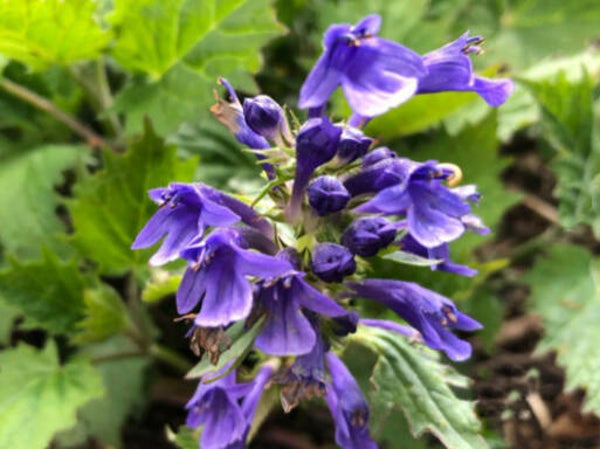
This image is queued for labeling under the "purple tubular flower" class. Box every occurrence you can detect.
[255,269,353,356]
[288,117,342,220]
[341,216,397,257]
[356,160,479,247]
[343,156,411,197]
[311,243,357,283]
[307,176,351,216]
[361,146,397,168]
[299,14,426,117]
[347,279,482,361]
[336,127,372,163]
[210,78,275,176]
[186,363,274,449]
[243,94,292,145]
[177,228,293,327]
[399,233,478,277]
[326,352,378,449]
[131,183,240,266]
[417,32,514,107]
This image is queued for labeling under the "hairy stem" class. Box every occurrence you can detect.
[0,76,110,149]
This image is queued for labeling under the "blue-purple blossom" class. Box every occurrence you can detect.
[177,228,292,327]
[243,94,292,145]
[343,156,410,196]
[361,146,397,167]
[307,175,351,216]
[254,270,351,356]
[326,352,378,449]
[356,160,481,247]
[288,117,342,220]
[299,14,426,117]
[417,32,514,106]
[311,243,357,283]
[186,363,274,449]
[131,183,240,266]
[336,126,372,163]
[341,216,397,257]
[347,279,482,361]
[399,233,477,277]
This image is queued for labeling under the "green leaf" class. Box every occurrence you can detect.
[0,144,86,260]
[142,272,182,303]
[351,325,487,449]
[68,120,197,276]
[523,244,600,414]
[380,250,443,267]
[56,336,151,447]
[0,0,111,70]
[73,284,131,343]
[0,342,104,449]
[185,318,264,380]
[168,425,200,449]
[0,249,86,335]
[524,74,600,236]
[111,0,285,135]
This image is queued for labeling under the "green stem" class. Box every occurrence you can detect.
[0,76,109,149]
[94,58,125,139]
[149,343,194,374]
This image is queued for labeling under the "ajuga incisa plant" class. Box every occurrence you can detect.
[133,14,513,449]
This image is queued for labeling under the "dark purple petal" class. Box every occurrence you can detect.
[342,216,397,257]
[360,318,417,339]
[177,266,206,314]
[336,126,372,163]
[243,95,292,144]
[311,243,356,283]
[307,176,350,216]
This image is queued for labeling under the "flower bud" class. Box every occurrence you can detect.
[361,147,397,168]
[342,216,396,256]
[307,176,350,216]
[243,95,292,144]
[311,243,356,283]
[336,127,372,163]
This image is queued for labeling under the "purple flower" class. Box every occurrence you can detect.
[254,269,354,356]
[356,160,480,247]
[326,352,378,449]
[343,156,410,197]
[288,117,342,220]
[336,126,372,163]
[243,94,293,145]
[299,14,426,117]
[131,183,240,265]
[341,216,397,257]
[311,243,356,283]
[280,328,329,412]
[210,78,275,176]
[307,176,350,216]
[417,32,514,107]
[361,146,397,168]
[186,363,274,449]
[399,233,477,277]
[347,279,482,361]
[177,228,292,327]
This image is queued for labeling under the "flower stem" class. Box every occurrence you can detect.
[148,343,194,374]
[0,76,110,149]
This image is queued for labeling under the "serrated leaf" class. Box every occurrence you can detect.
[56,336,151,447]
[185,318,264,380]
[523,244,600,414]
[351,325,487,449]
[74,284,131,343]
[0,0,111,70]
[68,121,197,276]
[111,0,285,135]
[524,74,600,236]
[0,144,86,260]
[0,249,86,335]
[0,342,104,449]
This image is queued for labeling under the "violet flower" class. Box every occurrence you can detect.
[326,352,378,449]
[177,228,292,327]
[307,176,350,216]
[131,183,240,266]
[243,94,293,145]
[311,243,357,283]
[254,270,354,356]
[341,216,397,257]
[347,279,482,361]
[336,126,372,163]
[417,32,514,107]
[299,14,426,117]
[356,160,480,247]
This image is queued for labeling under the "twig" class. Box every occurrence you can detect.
[0,76,110,149]
[522,193,560,225]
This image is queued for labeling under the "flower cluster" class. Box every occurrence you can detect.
[133,14,513,449]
